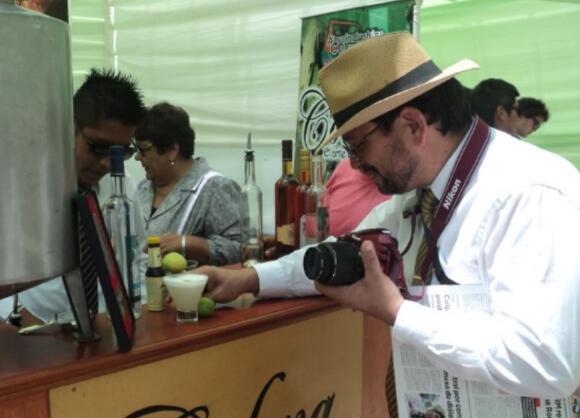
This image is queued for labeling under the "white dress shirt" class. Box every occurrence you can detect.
[255,126,580,397]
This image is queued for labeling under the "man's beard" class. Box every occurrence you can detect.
[359,142,417,195]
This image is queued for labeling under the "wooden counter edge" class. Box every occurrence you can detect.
[0,297,340,402]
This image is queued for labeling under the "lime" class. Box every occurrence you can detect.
[162,252,187,273]
[198,296,216,318]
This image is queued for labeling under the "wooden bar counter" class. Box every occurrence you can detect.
[0,296,391,418]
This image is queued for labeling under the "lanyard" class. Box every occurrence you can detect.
[418,117,492,283]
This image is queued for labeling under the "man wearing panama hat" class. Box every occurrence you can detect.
[199,32,580,403]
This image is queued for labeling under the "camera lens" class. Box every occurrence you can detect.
[303,243,335,282]
[303,241,364,285]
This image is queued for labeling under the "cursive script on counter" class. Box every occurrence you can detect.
[126,371,335,418]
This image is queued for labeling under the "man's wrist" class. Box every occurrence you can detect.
[244,267,260,295]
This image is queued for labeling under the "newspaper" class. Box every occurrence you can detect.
[392,285,580,418]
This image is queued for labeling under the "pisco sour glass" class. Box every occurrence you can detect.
[163,273,208,322]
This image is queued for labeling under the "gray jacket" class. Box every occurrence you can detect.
[136,157,241,265]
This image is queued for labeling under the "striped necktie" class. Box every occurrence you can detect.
[387,188,439,418]
[78,194,99,318]
[413,188,439,286]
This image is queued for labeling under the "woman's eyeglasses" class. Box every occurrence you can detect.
[133,140,154,156]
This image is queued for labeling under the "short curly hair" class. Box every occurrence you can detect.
[134,102,195,159]
[517,97,549,121]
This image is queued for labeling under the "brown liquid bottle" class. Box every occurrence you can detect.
[145,236,165,312]
[275,139,299,256]
[294,148,311,248]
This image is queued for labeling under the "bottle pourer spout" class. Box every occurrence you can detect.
[246,132,253,153]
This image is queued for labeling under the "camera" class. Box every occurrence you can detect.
[303,228,408,293]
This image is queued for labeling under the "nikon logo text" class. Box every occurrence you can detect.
[443,179,462,210]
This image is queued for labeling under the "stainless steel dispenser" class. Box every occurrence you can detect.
[0,2,78,298]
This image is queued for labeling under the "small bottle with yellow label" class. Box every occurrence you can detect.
[145,236,165,311]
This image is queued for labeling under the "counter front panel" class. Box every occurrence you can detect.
[50,308,363,418]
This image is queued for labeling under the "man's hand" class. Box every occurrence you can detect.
[194,266,259,303]
[315,240,405,325]
[159,233,182,255]
[262,235,277,260]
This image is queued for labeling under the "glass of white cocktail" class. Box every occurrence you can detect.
[163,273,208,322]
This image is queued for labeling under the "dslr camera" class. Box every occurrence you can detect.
[303,228,409,295]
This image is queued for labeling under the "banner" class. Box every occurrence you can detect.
[296,0,415,172]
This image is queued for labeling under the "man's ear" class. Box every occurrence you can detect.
[495,105,508,124]
[399,106,428,145]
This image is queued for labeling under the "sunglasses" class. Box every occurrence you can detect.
[79,130,135,160]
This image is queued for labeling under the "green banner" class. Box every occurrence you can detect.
[296,1,415,164]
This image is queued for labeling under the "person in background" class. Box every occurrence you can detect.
[134,102,241,266]
[326,158,391,236]
[470,78,520,136]
[196,32,580,402]
[0,68,147,325]
[516,97,550,138]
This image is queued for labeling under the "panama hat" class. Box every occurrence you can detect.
[316,32,479,152]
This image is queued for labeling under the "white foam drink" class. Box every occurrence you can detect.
[164,273,208,322]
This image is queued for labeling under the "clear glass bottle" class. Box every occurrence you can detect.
[103,146,142,318]
[274,139,299,256]
[294,148,311,248]
[301,154,329,246]
[145,236,165,312]
[240,133,264,267]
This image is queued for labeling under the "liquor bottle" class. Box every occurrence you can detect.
[300,154,329,246]
[145,236,165,312]
[294,148,311,248]
[103,146,142,318]
[240,133,264,267]
[274,139,299,256]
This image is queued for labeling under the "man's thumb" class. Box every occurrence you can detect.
[360,240,383,277]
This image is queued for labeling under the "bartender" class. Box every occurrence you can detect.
[0,68,147,325]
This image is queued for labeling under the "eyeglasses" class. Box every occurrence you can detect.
[132,140,155,156]
[79,130,135,160]
[531,117,544,131]
[341,123,381,161]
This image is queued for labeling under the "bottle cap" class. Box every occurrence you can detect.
[147,236,161,245]
[110,146,125,176]
[298,148,311,175]
[282,139,293,159]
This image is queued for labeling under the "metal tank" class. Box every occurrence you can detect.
[0,1,77,298]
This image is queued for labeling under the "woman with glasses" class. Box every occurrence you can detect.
[134,102,241,266]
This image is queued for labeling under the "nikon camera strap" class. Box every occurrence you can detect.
[418,116,492,284]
